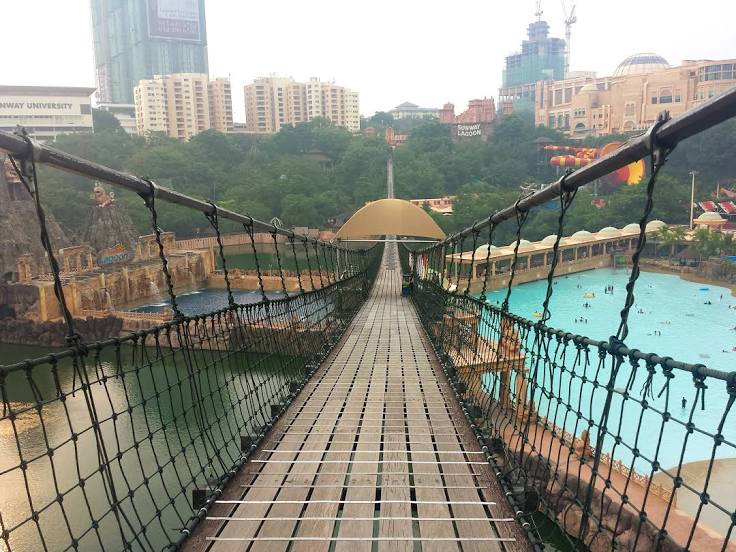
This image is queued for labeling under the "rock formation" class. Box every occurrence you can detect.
[0,156,69,279]
[81,182,138,255]
[499,450,680,551]
[0,314,123,347]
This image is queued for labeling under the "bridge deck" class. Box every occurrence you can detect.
[186,245,527,551]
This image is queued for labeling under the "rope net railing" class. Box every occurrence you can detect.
[403,99,736,551]
[0,132,383,551]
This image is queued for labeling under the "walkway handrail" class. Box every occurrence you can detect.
[419,87,736,251]
[0,129,347,250]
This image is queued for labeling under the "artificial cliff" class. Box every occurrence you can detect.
[0,156,69,279]
[81,183,139,254]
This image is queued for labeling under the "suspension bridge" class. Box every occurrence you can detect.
[0,89,735,552]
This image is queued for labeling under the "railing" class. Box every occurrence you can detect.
[175,232,279,251]
[80,309,174,322]
[405,90,736,550]
[0,131,383,551]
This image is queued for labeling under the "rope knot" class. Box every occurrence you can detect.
[608,335,626,358]
[66,333,88,356]
[727,372,736,395]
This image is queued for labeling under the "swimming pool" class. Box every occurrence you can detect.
[482,268,736,469]
[484,268,735,374]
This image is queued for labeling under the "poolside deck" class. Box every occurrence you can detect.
[184,244,527,551]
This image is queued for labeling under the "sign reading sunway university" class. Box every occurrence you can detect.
[147,0,201,42]
[98,243,134,266]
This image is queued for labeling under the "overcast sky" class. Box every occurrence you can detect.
[4,0,735,121]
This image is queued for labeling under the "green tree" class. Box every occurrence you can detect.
[92,108,124,134]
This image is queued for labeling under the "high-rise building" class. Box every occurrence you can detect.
[134,74,233,140]
[208,78,234,133]
[91,0,209,105]
[244,77,360,133]
[244,77,302,134]
[499,20,566,115]
[534,55,736,136]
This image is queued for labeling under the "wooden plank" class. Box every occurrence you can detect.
[291,325,373,552]
[403,326,460,552]
[199,244,527,552]
[333,266,392,552]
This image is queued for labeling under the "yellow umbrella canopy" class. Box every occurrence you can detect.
[335,198,446,240]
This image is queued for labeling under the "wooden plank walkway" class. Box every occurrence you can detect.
[185,244,529,551]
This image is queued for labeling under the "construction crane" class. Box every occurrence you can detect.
[561,0,577,76]
[534,0,543,21]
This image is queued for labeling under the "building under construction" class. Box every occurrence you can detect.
[499,19,566,115]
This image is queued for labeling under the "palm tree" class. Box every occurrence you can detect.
[693,228,713,260]
[655,226,683,258]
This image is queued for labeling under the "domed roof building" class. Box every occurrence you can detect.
[474,244,499,256]
[612,53,670,77]
[694,211,726,232]
[508,239,535,252]
[645,220,667,232]
[621,223,642,234]
[570,230,594,241]
[598,226,621,237]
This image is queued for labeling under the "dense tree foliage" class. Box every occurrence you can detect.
[34,114,736,246]
[394,115,736,246]
[39,121,389,238]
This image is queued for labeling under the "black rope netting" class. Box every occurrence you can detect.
[0,162,381,551]
[408,115,736,550]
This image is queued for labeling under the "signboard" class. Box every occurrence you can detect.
[98,243,134,266]
[147,0,201,42]
[0,97,79,116]
[456,123,482,138]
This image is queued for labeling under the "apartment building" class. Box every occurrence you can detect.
[244,76,360,133]
[134,74,233,140]
[208,78,234,133]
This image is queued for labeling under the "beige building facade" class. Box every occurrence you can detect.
[0,85,95,141]
[244,76,360,133]
[208,78,234,133]
[534,55,736,136]
[134,74,234,140]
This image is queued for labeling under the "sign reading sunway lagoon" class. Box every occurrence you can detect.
[147,0,201,42]
[98,243,134,266]
[456,123,482,137]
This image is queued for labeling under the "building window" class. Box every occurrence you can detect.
[651,96,658,104]
[624,102,635,117]
[659,88,673,104]
[548,113,555,127]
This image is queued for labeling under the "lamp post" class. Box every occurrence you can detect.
[689,170,698,230]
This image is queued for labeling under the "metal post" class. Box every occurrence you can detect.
[689,170,698,230]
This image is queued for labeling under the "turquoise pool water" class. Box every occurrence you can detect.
[483,268,736,469]
[485,268,735,374]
